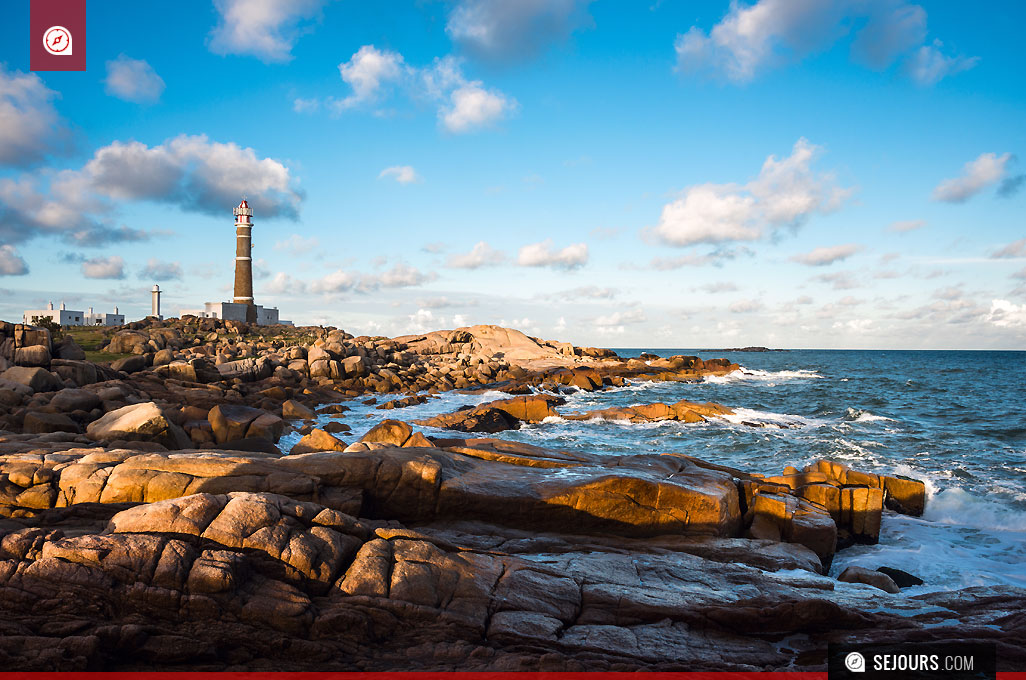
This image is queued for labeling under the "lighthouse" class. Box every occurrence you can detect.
[232,199,256,322]
[177,199,292,326]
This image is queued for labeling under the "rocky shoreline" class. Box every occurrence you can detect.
[1,318,1023,671]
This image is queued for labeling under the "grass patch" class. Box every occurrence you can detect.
[65,326,133,364]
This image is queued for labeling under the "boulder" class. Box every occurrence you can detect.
[0,366,63,393]
[415,395,564,432]
[358,420,435,448]
[289,428,348,455]
[217,357,273,382]
[152,348,175,366]
[50,388,102,413]
[86,401,191,450]
[13,344,51,368]
[22,411,81,434]
[877,566,924,588]
[838,566,899,593]
[281,399,316,420]
[105,330,150,354]
[50,359,99,386]
[208,404,266,444]
[53,336,86,361]
[111,355,148,374]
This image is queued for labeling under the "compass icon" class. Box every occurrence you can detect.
[43,26,72,55]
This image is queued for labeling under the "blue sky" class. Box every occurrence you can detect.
[1,0,1024,348]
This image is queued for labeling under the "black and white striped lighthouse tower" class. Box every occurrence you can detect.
[232,199,256,322]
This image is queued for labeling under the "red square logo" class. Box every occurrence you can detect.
[31,0,87,71]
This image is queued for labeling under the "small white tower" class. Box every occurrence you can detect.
[151,284,162,318]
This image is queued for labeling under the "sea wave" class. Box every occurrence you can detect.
[716,407,823,429]
[703,368,824,384]
[844,407,897,423]
[924,487,1026,533]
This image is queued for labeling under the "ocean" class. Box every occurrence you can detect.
[281,348,1026,594]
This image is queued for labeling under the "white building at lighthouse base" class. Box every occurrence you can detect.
[179,301,291,326]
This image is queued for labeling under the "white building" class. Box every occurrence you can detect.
[84,306,126,326]
[180,301,291,325]
[22,301,124,326]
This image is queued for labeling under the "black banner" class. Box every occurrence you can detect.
[828,643,997,680]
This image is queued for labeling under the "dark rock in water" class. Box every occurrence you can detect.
[877,566,924,588]
[322,421,351,434]
[838,565,899,593]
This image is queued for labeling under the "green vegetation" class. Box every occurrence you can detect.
[29,316,63,341]
[64,326,134,364]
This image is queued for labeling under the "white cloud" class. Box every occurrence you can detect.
[313,49,515,134]
[652,139,849,247]
[140,259,182,281]
[993,239,1026,259]
[441,82,515,133]
[274,234,320,254]
[267,262,434,296]
[372,262,435,288]
[905,40,979,86]
[0,65,69,167]
[517,239,588,270]
[334,45,405,110]
[555,285,616,299]
[699,281,739,293]
[729,299,763,313]
[0,245,28,276]
[104,55,165,104]
[675,0,844,82]
[814,271,860,290]
[378,165,421,184]
[791,243,862,266]
[675,0,975,85]
[65,134,303,221]
[293,97,319,113]
[933,152,1013,203]
[208,0,329,62]
[889,219,926,232]
[984,300,1026,329]
[594,307,646,326]
[446,0,593,60]
[81,255,125,279]
[447,241,506,269]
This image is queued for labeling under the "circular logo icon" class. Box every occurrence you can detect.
[43,26,72,55]
[845,651,867,673]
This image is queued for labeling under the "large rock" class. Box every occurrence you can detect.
[50,388,102,412]
[566,399,732,423]
[838,565,899,593]
[0,366,62,393]
[216,357,273,382]
[23,411,81,434]
[359,419,434,448]
[415,395,565,433]
[290,429,348,455]
[50,359,99,386]
[14,344,51,367]
[53,336,86,361]
[282,399,316,420]
[86,402,191,450]
[208,404,282,444]
[111,355,148,373]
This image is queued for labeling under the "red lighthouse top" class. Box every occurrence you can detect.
[233,198,253,221]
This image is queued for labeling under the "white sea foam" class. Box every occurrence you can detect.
[844,407,897,423]
[716,407,822,429]
[703,368,824,384]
